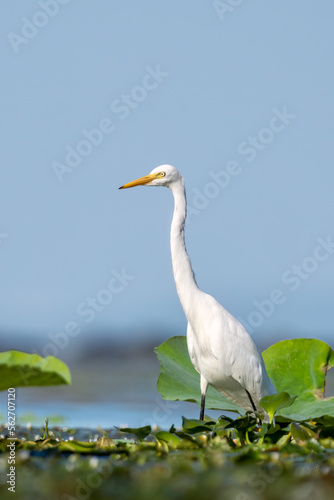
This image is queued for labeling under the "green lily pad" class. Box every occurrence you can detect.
[290,422,312,441]
[260,392,297,423]
[224,414,257,431]
[263,339,334,420]
[155,431,180,446]
[115,425,152,441]
[0,350,71,390]
[59,440,98,453]
[181,417,216,434]
[154,336,244,414]
[155,336,334,421]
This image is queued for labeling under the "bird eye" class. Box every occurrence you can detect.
[160,171,166,177]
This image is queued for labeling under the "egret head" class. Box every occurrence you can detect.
[119,165,182,190]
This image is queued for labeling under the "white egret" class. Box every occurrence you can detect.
[120,165,276,419]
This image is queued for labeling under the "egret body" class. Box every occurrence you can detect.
[120,165,276,419]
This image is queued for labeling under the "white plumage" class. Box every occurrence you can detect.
[120,165,276,418]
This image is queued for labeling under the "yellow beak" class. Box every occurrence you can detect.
[119,173,157,189]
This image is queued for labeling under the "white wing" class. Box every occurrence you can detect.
[186,291,275,411]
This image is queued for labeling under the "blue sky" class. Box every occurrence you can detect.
[1,1,334,350]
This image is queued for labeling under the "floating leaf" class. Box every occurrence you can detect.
[59,440,101,453]
[181,417,215,434]
[263,339,334,420]
[260,392,297,424]
[313,415,334,427]
[215,416,234,430]
[154,431,180,446]
[115,425,151,441]
[154,336,244,414]
[224,414,257,431]
[0,350,71,390]
[290,422,312,441]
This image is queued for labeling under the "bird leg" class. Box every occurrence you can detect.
[200,376,208,420]
[245,389,263,427]
[245,389,257,413]
[200,393,206,421]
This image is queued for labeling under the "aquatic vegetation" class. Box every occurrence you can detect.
[155,337,334,420]
[0,338,333,499]
[0,415,333,500]
[0,350,71,390]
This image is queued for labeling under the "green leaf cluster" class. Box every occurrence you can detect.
[1,419,333,500]
[154,336,334,420]
[0,350,71,390]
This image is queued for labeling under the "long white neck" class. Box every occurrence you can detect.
[169,180,199,317]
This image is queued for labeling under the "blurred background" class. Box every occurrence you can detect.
[1,1,333,428]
